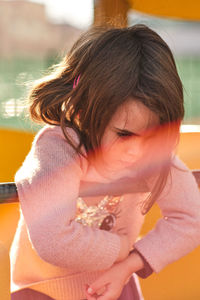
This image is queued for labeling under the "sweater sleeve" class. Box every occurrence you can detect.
[15,126,120,272]
[134,156,200,277]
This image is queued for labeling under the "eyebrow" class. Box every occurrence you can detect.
[114,127,141,136]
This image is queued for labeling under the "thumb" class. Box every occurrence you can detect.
[87,278,108,295]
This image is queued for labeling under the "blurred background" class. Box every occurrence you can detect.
[0,0,200,132]
[0,1,200,299]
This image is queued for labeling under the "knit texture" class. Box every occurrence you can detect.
[10,125,200,300]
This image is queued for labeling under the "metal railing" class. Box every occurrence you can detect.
[0,170,200,204]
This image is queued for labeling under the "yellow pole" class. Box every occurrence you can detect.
[0,242,10,300]
[93,0,130,27]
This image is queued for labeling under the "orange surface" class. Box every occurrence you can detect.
[0,127,200,299]
[140,129,200,299]
[0,128,34,250]
[129,0,200,21]
[0,241,10,300]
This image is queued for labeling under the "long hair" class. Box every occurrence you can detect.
[28,24,184,214]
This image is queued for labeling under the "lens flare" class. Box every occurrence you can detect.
[79,121,180,198]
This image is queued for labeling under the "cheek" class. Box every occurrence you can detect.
[100,138,124,164]
[122,138,144,158]
[103,138,142,164]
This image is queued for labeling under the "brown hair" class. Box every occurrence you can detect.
[28,24,184,213]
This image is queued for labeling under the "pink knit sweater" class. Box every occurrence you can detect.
[10,125,200,300]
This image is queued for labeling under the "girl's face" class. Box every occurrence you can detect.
[94,99,160,179]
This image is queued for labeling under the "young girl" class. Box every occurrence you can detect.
[10,24,200,300]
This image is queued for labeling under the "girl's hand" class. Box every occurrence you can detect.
[84,260,130,300]
[84,250,144,300]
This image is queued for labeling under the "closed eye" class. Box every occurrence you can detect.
[117,131,134,138]
[115,129,139,139]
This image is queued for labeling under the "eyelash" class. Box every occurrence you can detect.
[116,132,134,138]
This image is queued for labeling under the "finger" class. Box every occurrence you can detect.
[97,293,115,300]
[85,291,97,300]
[89,279,108,295]
[84,284,97,300]
[97,291,120,300]
[92,285,116,300]
[96,283,123,300]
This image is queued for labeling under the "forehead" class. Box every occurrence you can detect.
[110,99,159,132]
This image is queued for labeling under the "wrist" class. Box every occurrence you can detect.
[124,249,145,276]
